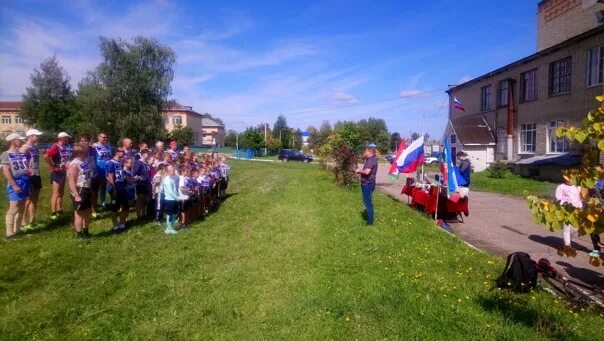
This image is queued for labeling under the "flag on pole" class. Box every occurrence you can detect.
[443,137,467,196]
[388,139,407,180]
[391,135,424,175]
[453,97,465,111]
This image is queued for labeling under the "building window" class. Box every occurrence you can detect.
[520,69,538,102]
[498,80,509,107]
[497,127,507,154]
[450,134,456,144]
[587,45,604,87]
[480,85,492,111]
[1,116,11,124]
[172,116,182,126]
[548,120,569,153]
[520,123,537,153]
[549,57,572,95]
[15,116,23,124]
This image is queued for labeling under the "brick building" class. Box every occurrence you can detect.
[161,102,225,147]
[445,0,604,178]
[0,101,28,137]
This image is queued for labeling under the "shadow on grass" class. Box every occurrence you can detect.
[20,214,71,236]
[477,293,575,340]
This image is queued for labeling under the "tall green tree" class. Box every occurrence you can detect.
[273,115,291,149]
[74,36,175,145]
[20,56,75,133]
[170,126,194,146]
[390,132,402,151]
[358,117,390,153]
[240,126,265,152]
[224,129,238,148]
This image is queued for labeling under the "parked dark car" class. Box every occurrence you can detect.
[384,154,395,164]
[278,149,313,162]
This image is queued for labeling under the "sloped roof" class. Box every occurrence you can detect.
[451,115,495,145]
[202,117,223,127]
[0,101,22,110]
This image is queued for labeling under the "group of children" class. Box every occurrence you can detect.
[2,130,230,240]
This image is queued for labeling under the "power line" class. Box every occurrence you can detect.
[280,88,448,116]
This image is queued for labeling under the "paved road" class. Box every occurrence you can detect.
[374,163,604,286]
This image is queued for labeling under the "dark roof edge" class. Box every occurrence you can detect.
[446,25,604,94]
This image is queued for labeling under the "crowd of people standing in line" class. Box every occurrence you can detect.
[2,130,230,240]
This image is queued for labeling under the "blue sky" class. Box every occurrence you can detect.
[0,0,538,138]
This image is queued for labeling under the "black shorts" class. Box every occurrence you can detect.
[50,172,66,185]
[71,187,92,212]
[110,190,130,212]
[136,181,151,196]
[179,199,192,211]
[29,175,42,190]
[91,177,106,192]
[220,178,228,190]
[163,200,179,215]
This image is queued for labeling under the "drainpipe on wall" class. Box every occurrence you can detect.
[506,79,516,161]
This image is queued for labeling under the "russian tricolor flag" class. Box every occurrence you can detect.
[453,97,465,111]
[389,135,424,174]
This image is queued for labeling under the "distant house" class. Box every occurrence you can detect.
[161,102,225,147]
[443,116,496,172]
[445,0,604,181]
[0,102,29,137]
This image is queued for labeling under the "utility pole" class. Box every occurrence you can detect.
[236,132,239,151]
[264,123,268,156]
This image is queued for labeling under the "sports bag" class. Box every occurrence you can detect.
[496,252,538,293]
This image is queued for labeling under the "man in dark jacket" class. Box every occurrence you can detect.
[355,143,378,225]
[457,151,471,186]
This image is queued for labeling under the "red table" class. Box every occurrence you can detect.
[401,185,469,219]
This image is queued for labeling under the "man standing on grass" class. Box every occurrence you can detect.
[45,132,72,220]
[20,129,43,231]
[2,133,29,240]
[93,132,112,212]
[355,143,378,226]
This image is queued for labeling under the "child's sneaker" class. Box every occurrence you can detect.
[21,224,33,232]
[118,224,126,231]
[112,225,121,233]
[588,249,600,258]
[50,213,58,220]
[164,228,178,235]
[91,212,100,219]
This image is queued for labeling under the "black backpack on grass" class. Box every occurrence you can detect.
[496,252,538,293]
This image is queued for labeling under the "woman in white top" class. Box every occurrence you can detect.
[68,143,93,239]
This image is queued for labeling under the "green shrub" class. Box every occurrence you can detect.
[486,161,510,179]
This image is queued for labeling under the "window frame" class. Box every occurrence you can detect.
[586,45,604,87]
[498,80,509,108]
[547,120,569,154]
[450,134,457,144]
[15,116,23,124]
[520,69,538,103]
[519,122,537,154]
[549,56,572,96]
[172,115,182,126]
[1,116,12,124]
[480,85,492,111]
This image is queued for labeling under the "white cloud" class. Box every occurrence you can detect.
[329,91,358,104]
[399,89,427,97]
[458,75,473,84]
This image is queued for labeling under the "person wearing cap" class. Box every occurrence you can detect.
[355,143,379,225]
[456,151,471,187]
[20,129,43,230]
[45,132,72,220]
[93,132,112,211]
[2,132,29,240]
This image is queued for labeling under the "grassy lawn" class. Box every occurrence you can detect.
[1,160,602,339]
[471,171,558,197]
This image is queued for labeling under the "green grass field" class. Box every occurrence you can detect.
[471,171,558,198]
[1,160,602,339]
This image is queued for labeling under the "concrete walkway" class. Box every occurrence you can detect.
[375,164,604,286]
